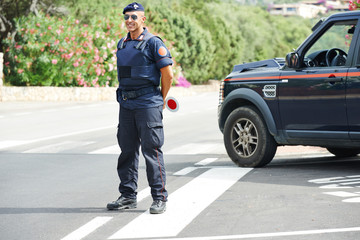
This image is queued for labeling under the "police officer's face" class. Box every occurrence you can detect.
[124,11,145,33]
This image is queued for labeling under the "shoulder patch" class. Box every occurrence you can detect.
[157,46,168,57]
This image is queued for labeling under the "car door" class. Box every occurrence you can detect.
[278,19,358,141]
[346,23,360,140]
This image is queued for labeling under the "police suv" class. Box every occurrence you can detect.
[218,11,360,167]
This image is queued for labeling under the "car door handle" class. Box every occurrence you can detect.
[323,74,343,83]
[324,77,343,83]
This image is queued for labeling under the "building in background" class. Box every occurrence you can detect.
[268,0,349,18]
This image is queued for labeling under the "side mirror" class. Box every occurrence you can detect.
[286,52,300,69]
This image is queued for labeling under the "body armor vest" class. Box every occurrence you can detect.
[116,32,161,90]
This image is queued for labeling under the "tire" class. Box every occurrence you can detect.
[223,106,277,168]
[326,147,360,158]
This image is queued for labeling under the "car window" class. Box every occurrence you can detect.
[304,20,357,67]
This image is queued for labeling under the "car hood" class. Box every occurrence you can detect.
[225,58,285,81]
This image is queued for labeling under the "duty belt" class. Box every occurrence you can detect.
[121,86,157,100]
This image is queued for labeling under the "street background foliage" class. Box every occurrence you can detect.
[2,0,315,86]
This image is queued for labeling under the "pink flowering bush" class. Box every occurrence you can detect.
[349,0,360,10]
[175,74,191,88]
[3,10,127,87]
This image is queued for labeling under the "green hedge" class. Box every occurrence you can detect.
[3,0,312,86]
[3,10,127,86]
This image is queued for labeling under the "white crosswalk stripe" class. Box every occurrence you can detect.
[88,145,119,155]
[2,141,224,155]
[165,143,226,155]
[108,167,252,239]
[23,141,95,153]
[60,162,252,240]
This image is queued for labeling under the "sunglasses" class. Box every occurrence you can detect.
[124,14,138,21]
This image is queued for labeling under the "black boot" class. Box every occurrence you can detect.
[107,196,137,210]
[150,200,166,214]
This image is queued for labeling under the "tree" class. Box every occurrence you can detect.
[0,0,69,52]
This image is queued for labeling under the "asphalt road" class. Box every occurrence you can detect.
[1,92,360,240]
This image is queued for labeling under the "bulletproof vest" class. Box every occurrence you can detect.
[116,32,161,90]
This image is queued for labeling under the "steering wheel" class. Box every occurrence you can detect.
[325,48,347,66]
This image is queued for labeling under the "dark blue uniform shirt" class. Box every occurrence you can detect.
[116,28,173,109]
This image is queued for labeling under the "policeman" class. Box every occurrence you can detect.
[107,2,173,214]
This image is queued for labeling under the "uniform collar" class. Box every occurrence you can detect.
[124,28,148,42]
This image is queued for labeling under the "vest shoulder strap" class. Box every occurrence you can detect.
[118,33,163,51]
[135,33,163,51]
[117,37,126,50]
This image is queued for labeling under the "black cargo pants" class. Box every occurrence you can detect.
[116,105,168,202]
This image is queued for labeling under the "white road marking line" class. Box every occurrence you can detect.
[173,167,198,176]
[41,109,57,113]
[166,143,222,155]
[309,175,360,184]
[89,145,119,155]
[23,141,95,153]
[319,184,353,189]
[137,187,151,202]
[0,140,29,150]
[151,226,360,240]
[65,106,82,110]
[324,191,359,198]
[14,112,32,116]
[0,125,114,150]
[343,197,360,203]
[338,181,360,186]
[61,216,112,240]
[195,158,218,166]
[108,167,252,239]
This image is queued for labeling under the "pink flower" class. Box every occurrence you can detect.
[48,26,52,30]
[15,45,22,49]
[75,19,80,24]
[65,52,74,60]
[73,62,79,67]
[95,68,102,76]
[5,62,9,66]
[176,75,191,88]
[52,59,58,64]
[54,39,60,45]
[56,29,61,35]
[108,63,114,71]
[92,77,99,86]
[36,23,40,27]
[17,69,24,74]
[94,55,100,62]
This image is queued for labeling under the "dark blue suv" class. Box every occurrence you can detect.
[218,11,360,167]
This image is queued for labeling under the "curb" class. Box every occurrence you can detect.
[0,80,220,102]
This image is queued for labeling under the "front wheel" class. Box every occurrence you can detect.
[223,106,277,167]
